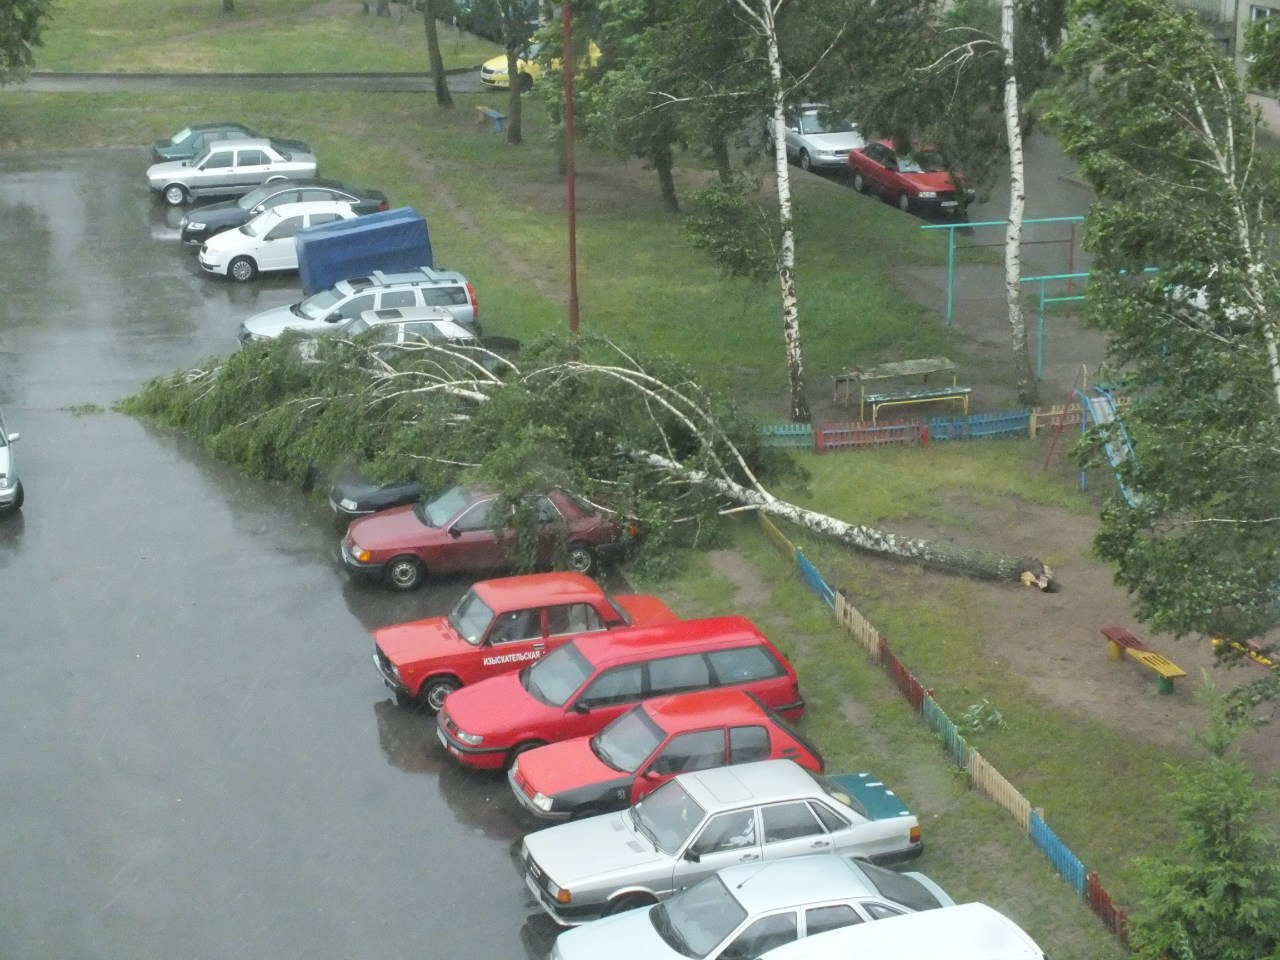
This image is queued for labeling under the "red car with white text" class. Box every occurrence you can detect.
[436,616,804,772]
[508,688,824,820]
[373,572,677,711]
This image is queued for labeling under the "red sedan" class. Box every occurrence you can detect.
[341,485,630,591]
[507,688,823,820]
[848,139,967,215]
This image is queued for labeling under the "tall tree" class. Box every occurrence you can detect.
[1040,0,1280,683]
[0,0,54,84]
[421,0,454,107]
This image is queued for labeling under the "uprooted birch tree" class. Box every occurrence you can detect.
[121,332,1052,589]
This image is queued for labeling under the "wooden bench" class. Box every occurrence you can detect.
[862,385,972,424]
[1101,626,1186,694]
[1211,636,1277,671]
[475,106,506,132]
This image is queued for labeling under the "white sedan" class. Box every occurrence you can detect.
[198,200,356,282]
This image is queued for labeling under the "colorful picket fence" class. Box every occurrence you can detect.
[756,510,1129,948]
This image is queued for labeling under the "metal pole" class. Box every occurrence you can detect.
[562,0,579,335]
[946,224,956,327]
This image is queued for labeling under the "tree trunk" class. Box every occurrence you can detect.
[760,0,811,423]
[375,0,391,15]
[656,147,679,212]
[1002,0,1037,407]
[421,0,453,108]
[505,49,524,146]
[223,0,235,12]
[711,134,732,184]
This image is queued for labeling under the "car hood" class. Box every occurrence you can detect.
[804,131,864,152]
[523,811,668,885]
[201,227,249,255]
[516,736,628,799]
[347,504,429,551]
[615,594,680,627]
[146,158,191,181]
[241,304,330,339]
[555,906,675,960]
[330,478,424,513]
[443,671,548,736]
[185,201,251,228]
[374,616,465,668]
[900,170,957,192]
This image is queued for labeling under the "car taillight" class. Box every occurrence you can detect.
[466,281,478,322]
[909,825,922,844]
[377,200,389,211]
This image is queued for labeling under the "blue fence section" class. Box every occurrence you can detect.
[927,409,1031,441]
[761,423,815,448]
[795,549,836,608]
[1030,811,1087,894]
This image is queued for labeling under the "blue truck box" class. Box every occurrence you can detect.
[295,206,433,295]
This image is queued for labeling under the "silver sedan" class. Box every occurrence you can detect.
[145,138,318,207]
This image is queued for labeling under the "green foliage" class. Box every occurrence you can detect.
[0,0,53,83]
[959,698,1006,733]
[1128,699,1280,960]
[682,177,778,285]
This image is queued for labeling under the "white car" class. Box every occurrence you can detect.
[198,200,356,282]
[767,104,865,172]
[0,408,22,513]
[550,855,953,960]
[295,306,480,360]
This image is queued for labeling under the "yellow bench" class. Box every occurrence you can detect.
[1102,626,1186,694]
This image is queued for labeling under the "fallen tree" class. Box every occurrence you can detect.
[121,331,1053,589]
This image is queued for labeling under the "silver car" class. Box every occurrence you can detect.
[145,138,318,207]
[551,855,953,960]
[0,408,22,513]
[767,104,865,172]
[520,759,923,926]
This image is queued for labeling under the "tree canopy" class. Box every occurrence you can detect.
[0,0,54,85]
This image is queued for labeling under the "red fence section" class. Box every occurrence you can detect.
[1086,872,1129,947]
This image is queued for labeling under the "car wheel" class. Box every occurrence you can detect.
[383,554,426,591]
[898,192,912,213]
[228,256,258,283]
[853,172,869,194]
[419,676,460,713]
[565,541,597,576]
[518,72,534,92]
[504,739,546,771]
[799,149,812,172]
[604,893,655,917]
[163,183,189,206]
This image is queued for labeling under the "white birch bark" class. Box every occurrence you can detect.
[1002,0,1035,406]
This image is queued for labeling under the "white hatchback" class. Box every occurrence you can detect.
[198,200,356,282]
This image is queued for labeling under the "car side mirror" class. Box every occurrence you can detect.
[447,525,462,539]
[572,701,591,714]
[7,432,18,443]
[786,125,799,133]
[682,848,701,863]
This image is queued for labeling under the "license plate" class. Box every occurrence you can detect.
[941,201,958,208]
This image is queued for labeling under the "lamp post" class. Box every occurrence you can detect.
[562,0,579,335]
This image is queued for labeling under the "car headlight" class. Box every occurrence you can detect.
[532,792,554,812]
[352,546,371,563]
[339,498,359,511]
[454,728,484,746]
[553,885,571,904]
[187,221,205,231]
[917,191,937,199]
[387,661,401,681]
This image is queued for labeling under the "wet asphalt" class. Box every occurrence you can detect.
[0,149,559,960]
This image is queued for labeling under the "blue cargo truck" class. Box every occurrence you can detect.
[295,206,433,295]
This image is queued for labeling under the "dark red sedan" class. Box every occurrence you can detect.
[341,485,630,591]
[848,139,968,215]
[507,688,824,820]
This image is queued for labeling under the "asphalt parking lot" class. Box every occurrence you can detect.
[0,148,559,960]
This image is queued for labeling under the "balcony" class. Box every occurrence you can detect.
[1168,0,1237,25]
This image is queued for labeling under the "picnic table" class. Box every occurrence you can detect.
[832,357,971,424]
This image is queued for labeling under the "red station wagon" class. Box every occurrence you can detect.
[373,571,678,711]
[848,139,968,215]
[436,616,805,772]
[508,688,824,820]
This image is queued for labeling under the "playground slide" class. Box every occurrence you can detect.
[1078,387,1141,507]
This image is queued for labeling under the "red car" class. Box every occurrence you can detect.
[848,139,967,215]
[373,571,678,711]
[436,615,805,772]
[507,688,824,820]
[341,485,631,591]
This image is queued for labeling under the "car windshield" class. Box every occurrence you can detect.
[191,145,216,167]
[854,859,945,911]
[170,127,194,145]
[296,288,343,320]
[521,642,592,706]
[415,485,472,527]
[812,772,869,818]
[447,590,494,646]
[631,780,706,855]
[800,110,855,135]
[242,213,276,239]
[237,184,277,210]
[651,876,747,959]
[591,705,666,773]
[898,150,948,174]
[337,317,370,337]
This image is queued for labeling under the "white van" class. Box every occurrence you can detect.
[757,902,1045,960]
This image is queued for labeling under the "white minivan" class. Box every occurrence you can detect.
[0,407,22,513]
[758,902,1045,960]
[198,200,355,282]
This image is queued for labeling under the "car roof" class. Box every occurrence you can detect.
[187,122,252,132]
[568,615,769,669]
[337,268,465,292]
[264,200,354,218]
[715,856,878,913]
[675,758,818,808]
[360,305,457,325]
[471,572,607,609]
[642,688,772,728]
[203,137,273,150]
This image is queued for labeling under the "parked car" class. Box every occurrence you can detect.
[767,104,865,172]
[198,200,357,282]
[151,123,311,164]
[302,308,521,372]
[146,138,318,207]
[520,759,924,925]
[509,689,823,820]
[341,484,629,590]
[549,854,953,959]
[0,408,22,513]
[436,617,805,772]
[373,571,678,711]
[480,40,602,91]
[847,139,969,215]
[178,178,389,245]
[237,267,478,344]
[756,903,1046,960]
